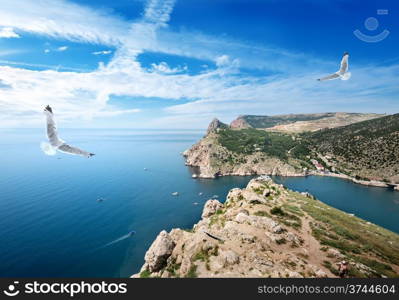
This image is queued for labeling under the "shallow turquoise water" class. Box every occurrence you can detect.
[1,129,398,277]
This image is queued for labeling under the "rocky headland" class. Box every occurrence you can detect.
[133,176,399,278]
[183,114,399,189]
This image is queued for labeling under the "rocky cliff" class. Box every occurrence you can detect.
[184,114,399,184]
[134,176,399,278]
[230,115,251,129]
[206,118,228,135]
[183,131,305,178]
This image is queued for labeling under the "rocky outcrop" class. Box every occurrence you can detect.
[183,120,305,178]
[133,177,399,278]
[183,144,305,178]
[230,116,251,129]
[202,199,223,218]
[207,118,228,135]
[142,230,175,273]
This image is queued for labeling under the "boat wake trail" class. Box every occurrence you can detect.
[97,234,132,250]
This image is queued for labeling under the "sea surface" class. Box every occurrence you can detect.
[1,129,399,277]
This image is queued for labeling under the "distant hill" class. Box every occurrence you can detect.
[230,113,384,133]
[308,113,399,182]
[184,113,399,184]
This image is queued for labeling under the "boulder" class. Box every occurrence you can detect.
[315,269,328,278]
[202,199,223,218]
[144,230,175,272]
[218,250,240,267]
[327,248,344,259]
[235,213,283,233]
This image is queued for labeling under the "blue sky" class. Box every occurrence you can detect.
[0,0,398,128]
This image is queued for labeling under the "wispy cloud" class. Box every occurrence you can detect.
[57,46,68,52]
[0,0,398,129]
[0,0,128,45]
[92,50,112,55]
[143,0,176,28]
[149,62,187,74]
[0,60,88,72]
[0,27,20,38]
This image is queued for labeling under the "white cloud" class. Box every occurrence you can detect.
[0,0,398,129]
[57,46,68,52]
[0,27,20,38]
[0,0,128,45]
[0,59,87,72]
[149,62,187,74]
[44,49,51,53]
[0,0,328,73]
[93,108,141,117]
[215,55,230,67]
[92,50,112,55]
[143,0,176,28]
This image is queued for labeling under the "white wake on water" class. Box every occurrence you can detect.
[97,234,132,250]
[40,142,57,156]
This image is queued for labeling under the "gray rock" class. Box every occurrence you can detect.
[219,250,240,267]
[237,209,249,216]
[327,248,344,259]
[206,118,227,135]
[202,199,223,218]
[144,230,175,272]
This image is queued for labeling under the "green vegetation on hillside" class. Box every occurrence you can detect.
[299,192,399,277]
[213,113,399,182]
[306,113,399,181]
[217,128,300,160]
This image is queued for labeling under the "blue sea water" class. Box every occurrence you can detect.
[1,129,398,277]
[0,129,254,277]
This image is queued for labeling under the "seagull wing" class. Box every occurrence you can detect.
[43,105,95,158]
[44,106,63,147]
[339,53,349,74]
[58,143,95,158]
[317,73,340,81]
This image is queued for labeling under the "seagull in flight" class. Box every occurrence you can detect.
[317,52,351,81]
[41,105,95,158]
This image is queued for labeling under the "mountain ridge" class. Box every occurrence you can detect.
[184,112,399,186]
[230,112,385,132]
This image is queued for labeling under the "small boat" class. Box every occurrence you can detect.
[193,202,199,205]
[198,192,203,196]
[128,230,136,236]
[97,198,105,202]
[192,174,198,179]
[172,192,179,196]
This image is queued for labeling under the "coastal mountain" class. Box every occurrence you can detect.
[308,113,399,183]
[207,118,228,135]
[134,176,399,278]
[184,113,399,185]
[230,113,384,132]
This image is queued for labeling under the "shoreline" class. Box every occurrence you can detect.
[186,162,398,191]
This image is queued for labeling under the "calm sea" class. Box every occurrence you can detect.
[1,129,398,277]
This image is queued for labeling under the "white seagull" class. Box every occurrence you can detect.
[41,105,95,158]
[317,52,351,81]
